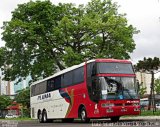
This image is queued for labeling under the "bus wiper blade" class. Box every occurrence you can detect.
[124,89,133,100]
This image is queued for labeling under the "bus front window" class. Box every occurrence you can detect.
[99,77,139,100]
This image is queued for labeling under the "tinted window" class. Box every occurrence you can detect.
[97,63,134,74]
[47,78,54,92]
[64,71,73,87]
[34,85,39,96]
[73,67,84,84]
[31,85,36,97]
[38,81,47,94]
[33,81,47,96]
[47,76,61,92]
[87,62,96,78]
[54,76,61,89]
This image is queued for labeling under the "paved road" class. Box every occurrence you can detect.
[1,119,160,127]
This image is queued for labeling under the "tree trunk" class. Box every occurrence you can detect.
[148,71,155,110]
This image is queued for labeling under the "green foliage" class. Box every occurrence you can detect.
[15,87,30,109]
[135,57,160,72]
[0,48,5,67]
[0,95,12,110]
[139,85,147,98]
[0,47,8,68]
[1,0,138,81]
[155,78,160,94]
[84,0,138,59]
[135,57,160,110]
[140,110,160,116]
[14,87,30,117]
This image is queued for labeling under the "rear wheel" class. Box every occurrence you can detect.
[42,111,53,123]
[42,111,48,123]
[38,112,43,123]
[80,107,90,123]
[110,116,120,122]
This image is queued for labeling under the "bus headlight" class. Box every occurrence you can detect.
[133,103,139,106]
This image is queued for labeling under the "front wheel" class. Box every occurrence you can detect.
[110,116,120,122]
[80,107,90,123]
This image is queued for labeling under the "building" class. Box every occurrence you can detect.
[0,69,9,95]
[136,72,151,95]
[0,68,31,95]
[14,76,31,93]
[0,69,14,95]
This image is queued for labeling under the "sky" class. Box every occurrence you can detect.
[0,0,160,64]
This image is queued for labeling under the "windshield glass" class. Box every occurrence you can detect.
[99,77,139,100]
[97,62,134,74]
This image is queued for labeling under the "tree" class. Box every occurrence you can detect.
[0,95,12,110]
[139,85,147,98]
[155,78,160,94]
[135,57,160,110]
[1,0,138,81]
[15,87,30,109]
[0,47,7,67]
[14,87,30,117]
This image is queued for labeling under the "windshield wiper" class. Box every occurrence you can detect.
[123,89,133,100]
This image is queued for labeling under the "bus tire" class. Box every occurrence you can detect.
[38,111,43,123]
[110,116,120,122]
[79,107,90,123]
[42,110,48,123]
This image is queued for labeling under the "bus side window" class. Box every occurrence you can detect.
[73,67,84,84]
[39,81,47,94]
[87,62,99,102]
[92,77,100,102]
[31,85,35,97]
[47,78,54,92]
[87,63,94,97]
[47,76,62,92]
[87,62,96,78]
[91,64,97,76]
[63,71,73,87]
[54,76,61,89]
[34,84,39,95]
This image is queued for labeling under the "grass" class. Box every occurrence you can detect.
[140,110,160,116]
[0,117,33,121]
[122,110,160,118]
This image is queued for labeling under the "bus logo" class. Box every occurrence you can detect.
[37,93,51,100]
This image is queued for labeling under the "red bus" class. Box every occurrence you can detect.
[30,59,140,123]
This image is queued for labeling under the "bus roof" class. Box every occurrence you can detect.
[95,59,131,63]
[31,61,87,86]
[30,59,131,86]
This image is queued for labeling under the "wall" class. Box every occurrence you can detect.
[136,72,151,95]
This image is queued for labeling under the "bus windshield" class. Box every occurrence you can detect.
[99,77,139,100]
[97,62,134,74]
